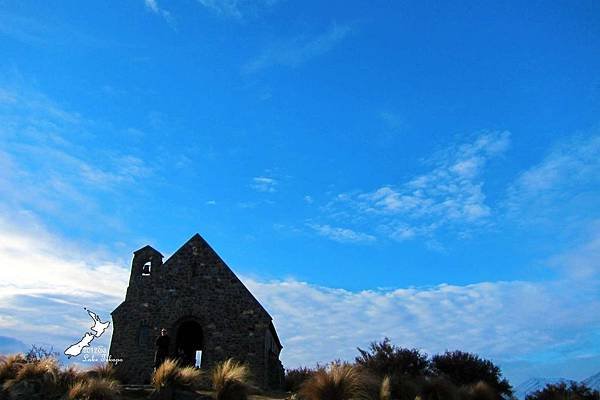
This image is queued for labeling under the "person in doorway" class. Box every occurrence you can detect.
[154,328,170,370]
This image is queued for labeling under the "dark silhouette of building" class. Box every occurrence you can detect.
[109,234,284,388]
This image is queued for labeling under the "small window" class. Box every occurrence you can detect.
[195,350,202,368]
[142,261,151,276]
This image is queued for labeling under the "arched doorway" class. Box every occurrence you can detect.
[175,320,203,367]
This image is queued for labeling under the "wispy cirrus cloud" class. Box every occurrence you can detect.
[314,131,510,243]
[0,84,154,235]
[144,0,174,25]
[506,134,600,227]
[243,22,352,73]
[308,223,376,244]
[251,176,278,192]
[196,0,279,19]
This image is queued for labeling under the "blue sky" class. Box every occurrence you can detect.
[1,0,599,387]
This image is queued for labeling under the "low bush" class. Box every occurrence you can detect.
[285,367,316,392]
[431,351,511,398]
[419,377,459,400]
[356,338,430,378]
[388,374,422,400]
[525,382,600,400]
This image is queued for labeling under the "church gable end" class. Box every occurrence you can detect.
[109,233,284,389]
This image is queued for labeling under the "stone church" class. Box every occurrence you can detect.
[109,234,284,388]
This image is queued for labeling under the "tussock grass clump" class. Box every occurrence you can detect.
[212,358,251,400]
[2,357,63,399]
[0,354,26,383]
[59,365,83,388]
[152,359,203,392]
[67,377,120,400]
[85,363,115,380]
[14,357,60,382]
[299,363,370,400]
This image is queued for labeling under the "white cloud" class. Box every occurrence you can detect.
[243,23,352,73]
[323,131,510,242]
[308,224,376,244]
[251,176,277,192]
[245,275,600,383]
[0,216,127,349]
[0,216,598,384]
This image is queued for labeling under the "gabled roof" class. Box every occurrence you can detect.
[133,244,164,257]
[163,233,274,321]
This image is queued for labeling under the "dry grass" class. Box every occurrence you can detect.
[379,376,391,400]
[178,365,204,387]
[13,357,60,383]
[60,365,83,388]
[0,354,122,400]
[67,377,120,400]
[85,363,115,380]
[0,354,26,383]
[152,359,203,392]
[2,357,63,398]
[212,358,251,400]
[299,364,371,400]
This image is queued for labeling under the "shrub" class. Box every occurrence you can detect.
[431,351,512,398]
[356,338,430,378]
[212,358,251,400]
[387,374,421,400]
[419,377,459,400]
[152,359,203,392]
[299,363,370,400]
[525,382,600,400]
[468,381,499,400]
[67,378,120,400]
[25,345,60,362]
[285,367,316,392]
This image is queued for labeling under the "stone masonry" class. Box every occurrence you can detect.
[109,234,284,388]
